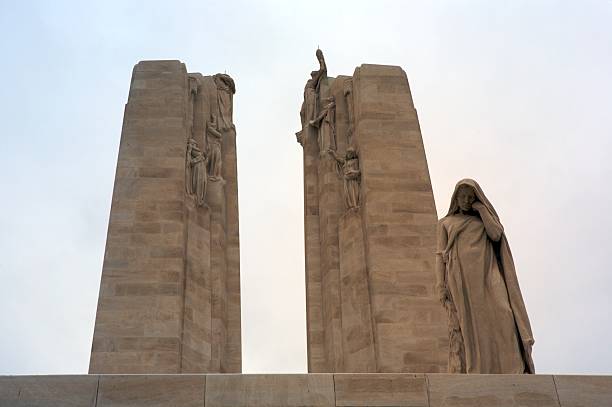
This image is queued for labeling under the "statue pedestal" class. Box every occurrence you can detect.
[0,373,609,406]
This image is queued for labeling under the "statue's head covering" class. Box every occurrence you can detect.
[213,73,236,94]
[446,178,499,222]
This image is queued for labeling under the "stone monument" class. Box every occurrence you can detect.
[88,60,242,374]
[296,50,447,373]
[0,57,610,407]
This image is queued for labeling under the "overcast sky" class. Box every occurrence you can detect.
[1,0,611,375]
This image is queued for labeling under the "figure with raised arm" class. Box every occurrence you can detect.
[300,48,327,129]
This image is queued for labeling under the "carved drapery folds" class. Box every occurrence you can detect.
[185,76,207,206]
[310,96,336,155]
[213,73,236,132]
[300,81,317,131]
[186,138,208,206]
[329,147,361,210]
[207,116,223,181]
[343,79,355,145]
[436,179,535,374]
[188,76,199,137]
[202,73,236,183]
[297,49,328,147]
[186,73,236,206]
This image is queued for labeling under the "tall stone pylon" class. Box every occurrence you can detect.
[297,51,447,373]
[89,60,241,374]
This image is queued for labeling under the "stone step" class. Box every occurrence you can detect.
[0,373,609,406]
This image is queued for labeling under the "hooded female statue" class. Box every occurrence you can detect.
[436,179,535,374]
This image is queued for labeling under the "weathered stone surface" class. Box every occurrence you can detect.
[354,64,446,373]
[1,374,611,406]
[427,374,560,407]
[205,374,335,406]
[97,375,205,407]
[90,60,241,374]
[298,53,446,373]
[334,373,427,406]
[555,375,612,407]
[338,211,375,372]
[301,64,327,373]
[90,61,188,375]
[0,375,98,407]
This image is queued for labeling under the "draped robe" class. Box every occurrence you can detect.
[342,157,360,209]
[437,179,535,374]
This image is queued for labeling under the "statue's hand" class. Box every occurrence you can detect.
[436,284,451,305]
[316,48,324,63]
[472,201,485,212]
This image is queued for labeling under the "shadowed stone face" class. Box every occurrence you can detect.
[456,184,476,212]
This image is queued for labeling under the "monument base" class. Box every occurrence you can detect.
[0,373,610,406]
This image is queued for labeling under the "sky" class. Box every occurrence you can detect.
[0,0,611,375]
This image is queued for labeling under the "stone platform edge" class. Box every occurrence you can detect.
[0,373,610,406]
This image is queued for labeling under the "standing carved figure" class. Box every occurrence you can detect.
[206,116,223,181]
[310,96,336,154]
[186,138,208,206]
[300,48,327,129]
[213,73,236,132]
[328,147,361,210]
[343,79,355,145]
[187,76,199,137]
[436,179,535,374]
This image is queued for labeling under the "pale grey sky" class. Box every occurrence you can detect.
[1,0,611,374]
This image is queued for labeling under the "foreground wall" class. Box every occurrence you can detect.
[1,373,610,406]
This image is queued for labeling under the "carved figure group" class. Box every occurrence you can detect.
[297,49,336,155]
[293,49,538,376]
[436,179,535,374]
[185,71,236,206]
